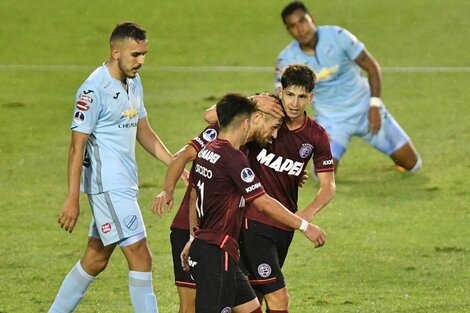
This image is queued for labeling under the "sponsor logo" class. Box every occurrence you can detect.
[194,136,205,148]
[257,263,272,278]
[299,143,313,158]
[118,122,138,128]
[188,256,198,268]
[256,149,304,176]
[316,65,339,81]
[245,182,261,193]
[76,101,89,111]
[121,108,139,119]
[198,148,220,164]
[101,223,112,234]
[83,89,94,94]
[73,111,85,124]
[113,92,120,99]
[240,168,255,183]
[79,93,93,104]
[323,159,334,166]
[202,128,217,142]
[195,164,213,179]
[124,215,138,230]
[221,308,231,313]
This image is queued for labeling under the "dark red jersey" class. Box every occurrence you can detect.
[170,124,219,230]
[192,139,265,262]
[244,115,334,230]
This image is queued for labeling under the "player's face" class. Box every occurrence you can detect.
[284,10,317,46]
[252,114,282,146]
[116,38,148,79]
[278,85,313,122]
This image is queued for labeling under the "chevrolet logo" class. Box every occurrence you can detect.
[121,108,139,119]
[316,65,339,81]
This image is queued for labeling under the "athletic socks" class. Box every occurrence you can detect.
[128,271,159,313]
[48,260,95,313]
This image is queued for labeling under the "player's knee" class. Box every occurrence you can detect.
[81,255,109,276]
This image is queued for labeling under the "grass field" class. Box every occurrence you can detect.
[1,0,469,312]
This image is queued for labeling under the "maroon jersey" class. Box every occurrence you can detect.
[193,139,265,262]
[244,115,334,230]
[170,124,219,230]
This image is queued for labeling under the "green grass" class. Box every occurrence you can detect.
[1,0,469,312]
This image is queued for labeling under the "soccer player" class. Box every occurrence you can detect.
[236,64,336,312]
[179,93,327,313]
[276,1,422,173]
[48,22,182,313]
[151,94,286,313]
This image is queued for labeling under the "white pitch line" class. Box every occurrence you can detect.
[1,64,470,73]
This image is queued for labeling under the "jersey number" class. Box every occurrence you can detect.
[195,180,204,218]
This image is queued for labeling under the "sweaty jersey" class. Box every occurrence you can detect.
[71,63,147,194]
[170,124,219,230]
[192,139,265,261]
[275,25,369,123]
[244,115,334,230]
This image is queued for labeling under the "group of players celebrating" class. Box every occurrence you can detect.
[49,1,421,313]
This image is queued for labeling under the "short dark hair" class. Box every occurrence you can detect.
[109,22,146,45]
[281,1,309,24]
[280,64,317,92]
[216,94,256,128]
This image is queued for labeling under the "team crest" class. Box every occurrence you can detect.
[257,263,272,278]
[124,215,138,230]
[202,128,217,142]
[74,111,85,124]
[240,168,255,183]
[299,143,313,158]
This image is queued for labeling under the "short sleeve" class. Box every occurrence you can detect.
[312,128,335,173]
[71,84,101,134]
[188,123,219,152]
[335,26,365,61]
[226,152,265,202]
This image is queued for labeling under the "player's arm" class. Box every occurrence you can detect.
[57,131,89,233]
[203,94,285,123]
[252,194,326,248]
[296,171,336,222]
[355,49,383,134]
[181,188,199,271]
[137,116,174,165]
[151,144,197,217]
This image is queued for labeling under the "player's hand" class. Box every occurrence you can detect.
[180,240,192,272]
[180,169,190,186]
[250,93,285,120]
[151,190,174,218]
[368,107,381,134]
[302,223,326,248]
[298,170,309,187]
[57,197,80,233]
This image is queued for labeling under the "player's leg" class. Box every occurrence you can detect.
[233,267,262,313]
[120,236,158,313]
[48,236,116,313]
[239,219,294,312]
[171,228,196,313]
[362,107,422,172]
[189,239,236,312]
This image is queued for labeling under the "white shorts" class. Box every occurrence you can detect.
[87,189,147,246]
[317,106,410,160]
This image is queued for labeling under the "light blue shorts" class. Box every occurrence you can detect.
[317,106,410,160]
[87,189,147,246]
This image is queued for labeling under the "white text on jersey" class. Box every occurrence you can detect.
[256,149,304,176]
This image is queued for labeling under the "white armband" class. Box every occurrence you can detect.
[299,219,309,232]
[369,97,383,108]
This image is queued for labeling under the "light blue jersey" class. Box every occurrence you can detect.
[275,25,369,124]
[71,63,147,194]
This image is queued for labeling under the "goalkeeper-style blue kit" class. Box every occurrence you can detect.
[275,25,410,159]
